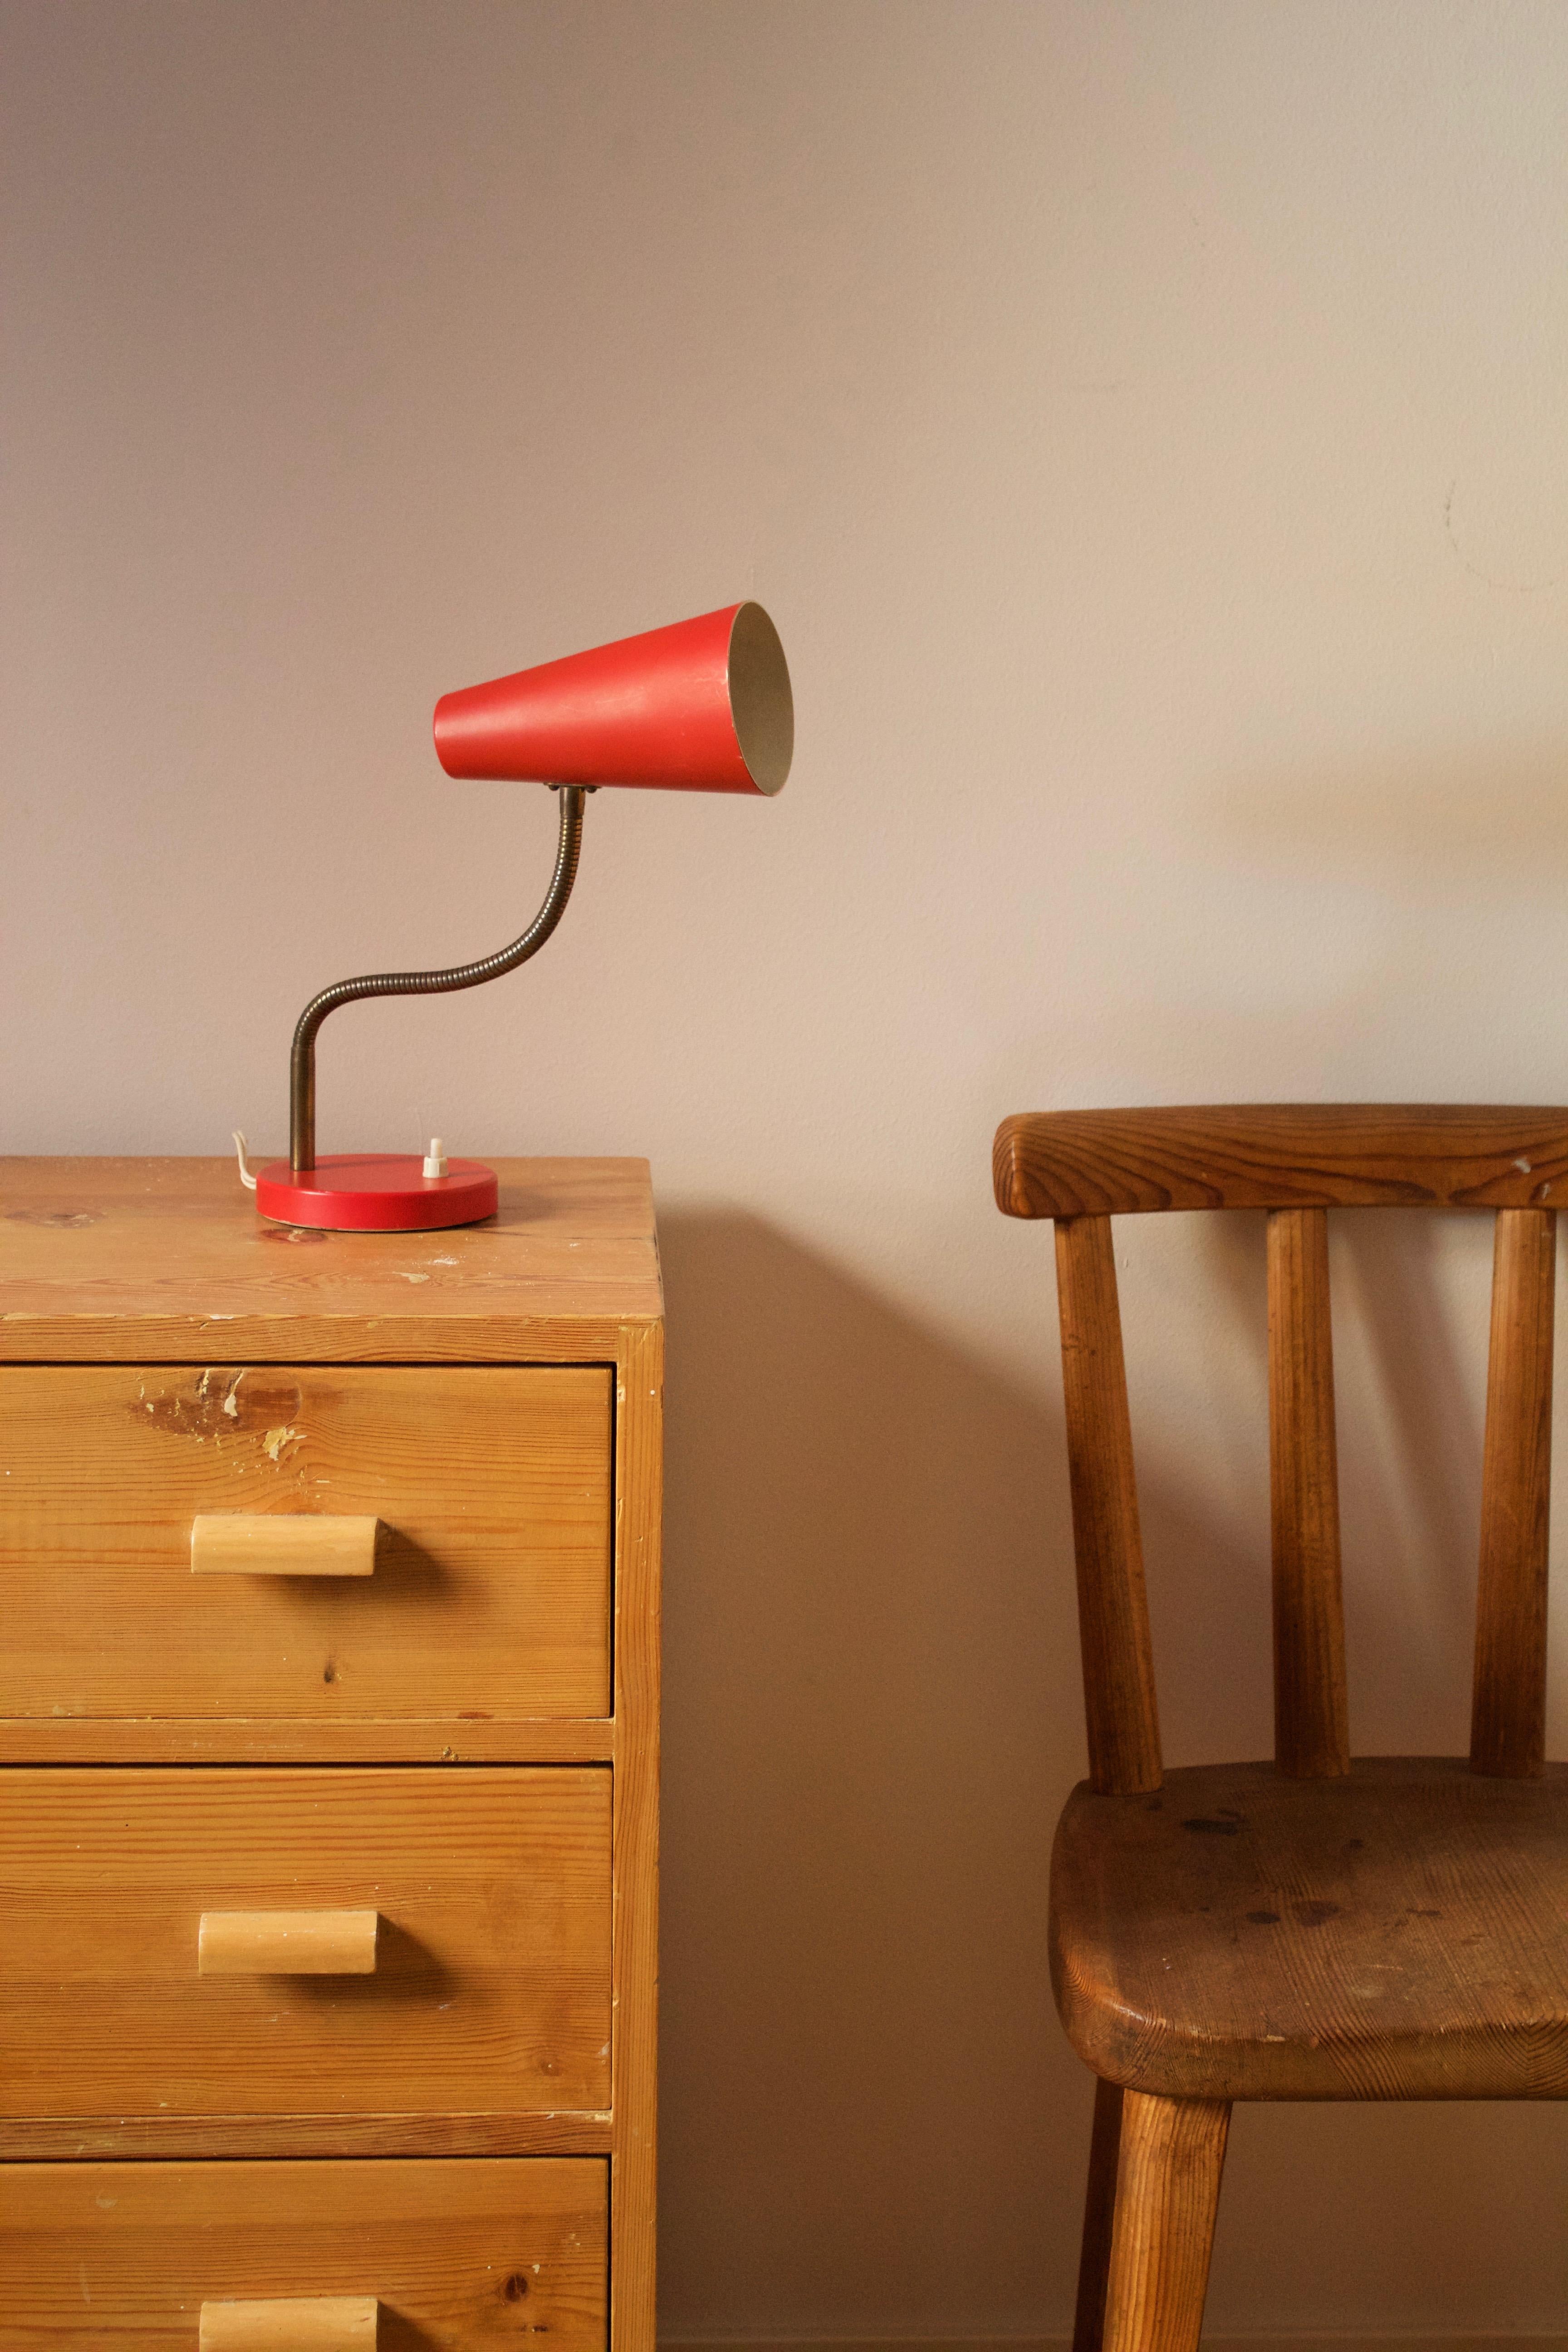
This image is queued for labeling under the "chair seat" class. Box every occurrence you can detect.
[1051,1756,1568,2100]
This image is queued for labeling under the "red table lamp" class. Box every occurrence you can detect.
[243,601,792,1231]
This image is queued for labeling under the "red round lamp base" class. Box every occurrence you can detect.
[255,1154,499,1233]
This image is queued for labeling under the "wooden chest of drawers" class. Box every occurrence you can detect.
[0,1157,662,2352]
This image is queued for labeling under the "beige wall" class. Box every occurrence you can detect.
[7,0,1568,2332]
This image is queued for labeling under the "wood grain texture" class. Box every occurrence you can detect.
[2,2110,610,2160]
[0,2157,608,2351]
[0,1155,660,1362]
[1052,1756,1568,2100]
[1102,2093,1229,2352]
[610,1318,664,2352]
[1071,2078,1124,2352]
[0,1364,611,1731]
[0,1767,610,2140]
[5,1157,660,2352]
[0,1719,615,1764]
[191,1514,380,1576]
[200,2297,377,2352]
[1000,1108,1568,2317]
[1054,1218,1162,1795]
[1472,1208,1556,1778]
[1267,1209,1349,1778]
[995,1105,1568,1219]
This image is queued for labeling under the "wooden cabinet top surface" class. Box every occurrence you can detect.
[0,1156,661,1361]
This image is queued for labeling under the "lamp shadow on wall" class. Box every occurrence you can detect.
[655,1190,1568,2331]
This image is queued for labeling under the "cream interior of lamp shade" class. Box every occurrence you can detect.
[728,602,794,794]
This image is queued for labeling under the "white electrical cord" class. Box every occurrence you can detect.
[232,1132,259,1191]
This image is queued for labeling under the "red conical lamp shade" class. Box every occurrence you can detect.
[433,600,793,794]
[250,599,792,1235]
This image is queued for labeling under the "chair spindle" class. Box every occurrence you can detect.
[1054,1215,1163,1795]
[1267,1207,1349,1778]
[1472,1207,1556,1779]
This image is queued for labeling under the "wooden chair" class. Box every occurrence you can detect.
[992,1105,1568,2352]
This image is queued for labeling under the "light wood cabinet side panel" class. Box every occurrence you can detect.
[611,1319,663,2352]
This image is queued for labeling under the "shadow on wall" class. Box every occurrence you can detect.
[656,1208,1084,2336]
[654,1204,1568,2337]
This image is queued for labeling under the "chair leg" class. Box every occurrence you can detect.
[1102,2091,1230,2352]
[1072,2078,1125,2352]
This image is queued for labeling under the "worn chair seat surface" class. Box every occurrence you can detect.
[1052,1755,1568,2102]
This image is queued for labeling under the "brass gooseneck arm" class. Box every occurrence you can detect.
[289,784,588,1175]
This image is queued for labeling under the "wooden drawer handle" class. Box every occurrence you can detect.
[191,1514,380,1577]
[200,2298,379,2351]
[199,1908,379,1975]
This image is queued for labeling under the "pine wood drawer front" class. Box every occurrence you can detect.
[0,2157,608,2351]
[0,1365,612,1744]
[0,1769,611,2150]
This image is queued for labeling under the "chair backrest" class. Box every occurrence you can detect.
[993,1106,1565,1795]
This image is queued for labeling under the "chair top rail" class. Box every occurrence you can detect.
[994,1104,1568,1220]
